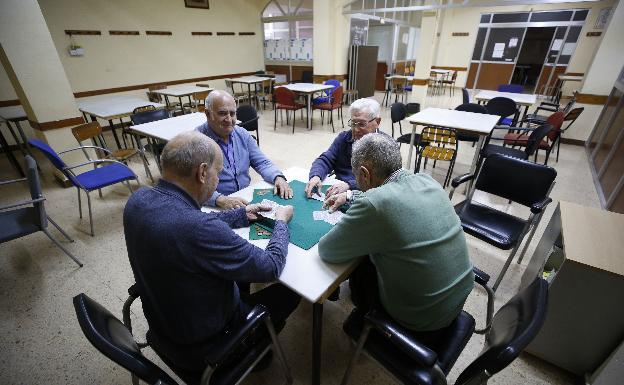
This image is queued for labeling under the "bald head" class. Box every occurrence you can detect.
[161,131,219,178]
[205,90,235,113]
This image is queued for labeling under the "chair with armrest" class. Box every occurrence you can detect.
[313,79,341,105]
[455,103,488,145]
[553,107,583,162]
[440,71,457,96]
[461,88,470,104]
[72,283,293,385]
[273,87,306,134]
[1,155,82,267]
[130,108,171,171]
[523,91,577,127]
[396,104,427,168]
[503,112,565,165]
[28,139,139,236]
[313,86,344,132]
[341,268,547,385]
[72,121,153,183]
[390,102,406,138]
[485,97,519,126]
[449,154,556,291]
[236,104,260,146]
[481,123,553,164]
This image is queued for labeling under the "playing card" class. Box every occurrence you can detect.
[258,199,282,220]
[312,210,344,225]
[310,191,326,202]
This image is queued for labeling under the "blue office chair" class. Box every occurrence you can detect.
[1,155,82,267]
[313,79,341,105]
[29,139,139,236]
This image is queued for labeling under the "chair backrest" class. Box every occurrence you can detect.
[486,97,518,121]
[497,84,524,94]
[73,293,179,385]
[392,77,407,90]
[330,86,344,107]
[545,111,565,141]
[29,139,84,188]
[390,102,406,123]
[455,103,487,114]
[236,104,258,132]
[147,85,166,103]
[475,154,556,208]
[462,88,470,104]
[524,123,554,155]
[72,121,103,143]
[561,107,584,132]
[422,126,457,147]
[24,155,46,227]
[131,108,170,125]
[405,103,420,116]
[274,87,296,106]
[324,79,341,89]
[133,105,156,114]
[455,277,548,385]
[193,90,210,102]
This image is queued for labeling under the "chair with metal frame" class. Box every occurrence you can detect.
[273,87,306,134]
[391,77,409,104]
[416,127,458,188]
[1,155,82,267]
[237,104,260,146]
[71,121,153,183]
[481,123,553,164]
[485,97,519,126]
[130,108,171,172]
[454,103,488,146]
[312,86,344,132]
[450,153,557,291]
[390,102,406,138]
[497,84,524,94]
[461,88,470,104]
[72,287,293,385]
[340,275,548,385]
[147,84,181,115]
[522,91,577,128]
[183,90,211,113]
[28,139,139,236]
[503,111,565,165]
[254,78,274,111]
[225,80,250,106]
[440,71,458,96]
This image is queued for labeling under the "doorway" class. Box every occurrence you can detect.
[511,27,556,93]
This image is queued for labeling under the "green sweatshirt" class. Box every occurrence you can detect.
[319,170,474,331]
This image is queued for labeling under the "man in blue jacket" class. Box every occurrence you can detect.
[305,98,381,198]
[197,90,292,209]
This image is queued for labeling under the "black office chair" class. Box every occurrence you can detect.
[390,102,406,138]
[481,123,553,163]
[461,88,470,104]
[341,273,548,385]
[450,154,557,291]
[485,97,518,126]
[237,105,260,146]
[131,108,171,171]
[1,155,83,267]
[455,103,487,145]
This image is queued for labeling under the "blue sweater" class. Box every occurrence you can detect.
[309,130,357,189]
[123,180,290,346]
[197,122,284,206]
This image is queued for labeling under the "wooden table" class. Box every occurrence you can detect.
[0,105,29,176]
[475,90,537,121]
[275,83,333,129]
[405,107,500,179]
[77,96,164,149]
[152,85,213,115]
[225,76,268,108]
[203,166,360,385]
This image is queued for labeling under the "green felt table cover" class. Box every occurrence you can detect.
[249,180,332,249]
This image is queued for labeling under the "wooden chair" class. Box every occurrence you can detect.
[225,80,249,106]
[391,77,408,104]
[255,78,274,111]
[183,90,211,113]
[416,127,458,188]
[72,121,153,183]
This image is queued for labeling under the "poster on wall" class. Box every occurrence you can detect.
[595,7,612,29]
[492,43,505,58]
[350,18,369,46]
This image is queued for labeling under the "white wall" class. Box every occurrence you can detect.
[368,24,394,63]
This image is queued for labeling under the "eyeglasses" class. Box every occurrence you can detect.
[347,117,376,128]
[216,110,236,118]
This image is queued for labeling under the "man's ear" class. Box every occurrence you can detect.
[196,163,208,184]
[359,165,371,184]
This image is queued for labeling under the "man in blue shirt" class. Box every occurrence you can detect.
[124,131,300,375]
[197,90,292,209]
[305,98,382,198]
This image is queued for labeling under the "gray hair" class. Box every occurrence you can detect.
[351,133,402,179]
[161,131,217,177]
[205,89,233,113]
[349,98,381,120]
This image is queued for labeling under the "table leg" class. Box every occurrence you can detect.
[312,302,323,385]
[163,95,172,113]
[179,96,186,115]
[247,83,253,108]
[406,123,417,172]
[106,119,123,150]
[307,93,312,130]
[466,135,485,194]
[0,127,24,176]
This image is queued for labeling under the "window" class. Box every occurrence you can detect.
[530,11,574,22]
[492,12,529,23]
[262,0,313,62]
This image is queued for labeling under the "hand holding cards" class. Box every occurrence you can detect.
[257,199,294,222]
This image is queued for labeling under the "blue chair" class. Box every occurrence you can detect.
[29,139,139,236]
[1,155,82,267]
[313,79,341,105]
[497,84,524,94]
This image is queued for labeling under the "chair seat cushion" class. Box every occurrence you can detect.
[500,117,513,126]
[343,309,475,385]
[0,207,40,243]
[75,163,136,191]
[503,134,551,150]
[454,200,527,249]
[482,144,528,160]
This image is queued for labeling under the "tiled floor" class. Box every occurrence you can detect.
[0,89,597,384]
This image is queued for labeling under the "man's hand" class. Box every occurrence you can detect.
[216,195,249,210]
[305,176,322,198]
[275,205,294,223]
[323,192,348,213]
[274,176,293,199]
[325,181,349,198]
[245,202,271,221]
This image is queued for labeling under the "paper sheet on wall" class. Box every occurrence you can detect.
[492,43,505,58]
[551,39,563,51]
[561,42,575,55]
[509,38,518,47]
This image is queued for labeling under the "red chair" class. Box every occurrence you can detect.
[312,86,344,132]
[273,87,306,134]
[503,111,564,165]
